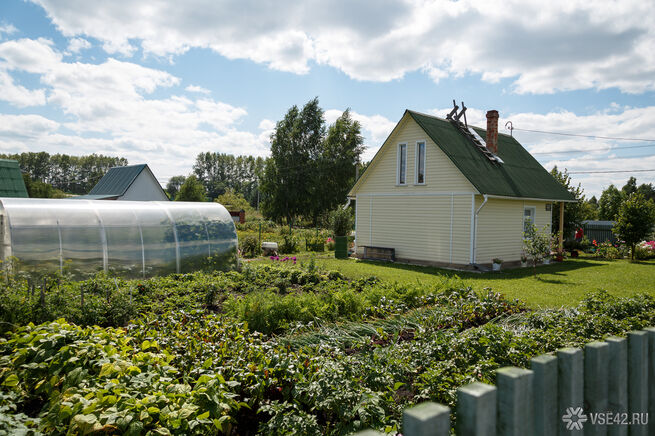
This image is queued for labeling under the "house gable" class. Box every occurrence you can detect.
[121,166,169,201]
[349,113,477,195]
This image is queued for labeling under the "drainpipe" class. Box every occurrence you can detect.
[472,194,488,265]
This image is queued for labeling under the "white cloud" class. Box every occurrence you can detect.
[0,37,270,181]
[0,114,59,138]
[28,0,655,93]
[185,85,210,95]
[0,71,46,107]
[0,23,17,36]
[66,37,90,54]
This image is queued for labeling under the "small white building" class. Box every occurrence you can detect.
[79,164,168,201]
[348,108,575,268]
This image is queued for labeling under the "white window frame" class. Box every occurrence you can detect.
[523,206,536,236]
[415,140,426,185]
[397,143,407,186]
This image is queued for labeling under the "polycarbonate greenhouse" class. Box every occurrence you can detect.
[0,198,238,279]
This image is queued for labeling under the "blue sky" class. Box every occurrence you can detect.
[1,0,655,197]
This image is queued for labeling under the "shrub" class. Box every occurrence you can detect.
[279,234,299,254]
[240,235,260,258]
[306,236,324,252]
[329,208,353,236]
[634,241,655,260]
[596,242,621,260]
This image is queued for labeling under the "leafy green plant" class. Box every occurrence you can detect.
[613,193,655,260]
[279,234,299,254]
[523,224,551,274]
[240,235,260,258]
[329,208,353,237]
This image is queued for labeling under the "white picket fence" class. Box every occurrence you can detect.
[355,327,655,436]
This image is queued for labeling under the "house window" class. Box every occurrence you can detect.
[397,143,407,185]
[524,206,536,234]
[415,141,425,184]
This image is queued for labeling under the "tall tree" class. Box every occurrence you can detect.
[549,166,592,237]
[621,176,638,197]
[175,175,207,202]
[636,182,655,202]
[598,185,624,220]
[261,98,325,226]
[316,109,364,218]
[613,193,655,260]
[166,175,186,199]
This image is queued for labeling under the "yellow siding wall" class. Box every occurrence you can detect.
[355,194,472,265]
[355,117,476,194]
[475,198,552,264]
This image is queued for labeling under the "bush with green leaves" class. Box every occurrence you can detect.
[329,208,353,237]
[240,235,260,258]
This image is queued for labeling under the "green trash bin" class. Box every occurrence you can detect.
[335,236,348,259]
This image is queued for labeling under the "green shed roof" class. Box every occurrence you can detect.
[0,159,28,198]
[89,164,146,196]
[407,111,575,201]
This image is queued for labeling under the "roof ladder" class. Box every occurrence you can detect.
[446,100,503,164]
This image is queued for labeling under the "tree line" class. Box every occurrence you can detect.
[1,152,128,195]
[550,167,655,246]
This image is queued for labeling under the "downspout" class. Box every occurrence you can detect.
[471,194,488,265]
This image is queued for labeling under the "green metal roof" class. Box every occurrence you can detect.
[73,194,119,200]
[89,164,146,196]
[0,159,28,198]
[407,111,575,201]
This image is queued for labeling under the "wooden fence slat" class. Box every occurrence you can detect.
[644,327,655,436]
[584,341,609,436]
[456,382,496,436]
[557,348,583,436]
[496,367,533,436]
[628,331,648,436]
[606,336,628,436]
[531,354,558,436]
[403,402,450,436]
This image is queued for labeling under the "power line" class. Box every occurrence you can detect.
[510,126,655,142]
[531,143,655,155]
[567,169,655,174]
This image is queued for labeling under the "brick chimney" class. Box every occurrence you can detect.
[486,110,499,154]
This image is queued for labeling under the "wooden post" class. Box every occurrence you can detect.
[497,367,534,436]
[559,202,564,255]
[456,382,497,436]
[531,355,558,436]
[403,402,450,435]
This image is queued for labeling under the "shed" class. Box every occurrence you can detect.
[77,164,168,201]
[0,159,28,198]
[0,198,238,279]
[348,108,575,268]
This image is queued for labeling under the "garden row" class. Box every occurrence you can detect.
[1,262,655,434]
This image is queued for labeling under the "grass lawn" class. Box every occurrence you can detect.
[251,254,655,308]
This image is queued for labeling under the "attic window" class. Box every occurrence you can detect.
[397,143,407,185]
[415,141,425,184]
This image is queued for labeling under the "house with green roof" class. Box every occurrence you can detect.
[348,108,575,268]
[77,164,168,201]
[0,159,29,198]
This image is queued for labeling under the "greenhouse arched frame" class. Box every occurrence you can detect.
[0,198,238,279]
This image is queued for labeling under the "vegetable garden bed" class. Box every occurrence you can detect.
[1,264,655,434]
